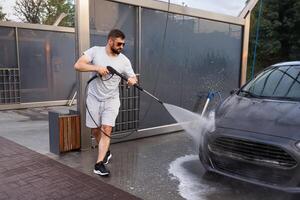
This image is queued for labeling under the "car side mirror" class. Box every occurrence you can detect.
[230,88,239,95]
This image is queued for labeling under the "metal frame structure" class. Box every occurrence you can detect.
[0,21,74,33]
[110,0,245,25]
[75,0,259,148]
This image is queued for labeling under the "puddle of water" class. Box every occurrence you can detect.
[168,155,216,200]
[164,103,217,199]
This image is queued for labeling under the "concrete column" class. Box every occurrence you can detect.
[75,0,90,150]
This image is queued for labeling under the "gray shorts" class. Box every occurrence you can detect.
[86,94,120,128]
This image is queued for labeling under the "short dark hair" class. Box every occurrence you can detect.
[107,29,125,40]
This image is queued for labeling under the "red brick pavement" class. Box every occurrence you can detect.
[0,136,141,200]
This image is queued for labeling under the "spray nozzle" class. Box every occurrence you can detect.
[207,92,215,100]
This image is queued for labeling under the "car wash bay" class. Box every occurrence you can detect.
[0,107,299,200]
[1,0,299,199]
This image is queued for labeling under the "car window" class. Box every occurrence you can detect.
[273,67,300,97]
[286,70,300,98]
[240,65,300,101]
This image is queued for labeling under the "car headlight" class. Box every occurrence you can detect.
[295,141,300,150]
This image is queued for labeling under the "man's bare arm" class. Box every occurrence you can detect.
[74,55,109,76]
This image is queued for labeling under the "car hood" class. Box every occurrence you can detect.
[216,94,300,140]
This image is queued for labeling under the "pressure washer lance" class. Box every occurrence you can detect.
[107,66,163,104]
[88,66,163,104]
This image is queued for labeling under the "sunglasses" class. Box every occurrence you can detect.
[116,42,125,47]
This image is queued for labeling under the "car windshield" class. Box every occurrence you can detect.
[239,65,300,101]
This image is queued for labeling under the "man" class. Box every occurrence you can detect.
[74,29,137,176]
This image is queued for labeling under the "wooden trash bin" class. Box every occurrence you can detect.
[49,111,81,154]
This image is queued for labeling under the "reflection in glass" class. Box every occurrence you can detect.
[242,66,300,100]
[1,0,75,27]
[0,27,17,68]
[18,29,76,102]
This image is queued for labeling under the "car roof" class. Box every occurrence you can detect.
[272,61,300,67]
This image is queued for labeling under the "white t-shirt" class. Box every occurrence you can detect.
[84,46,135,101]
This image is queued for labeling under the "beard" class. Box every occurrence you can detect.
[111,46,122,55]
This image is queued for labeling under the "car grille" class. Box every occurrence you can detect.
[209,137,297,168]
[210,153,292,185]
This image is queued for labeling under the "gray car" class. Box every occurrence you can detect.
[199,61,300,193]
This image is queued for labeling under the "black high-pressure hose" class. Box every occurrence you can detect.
[85,73,115,139]
[85,66,163,139]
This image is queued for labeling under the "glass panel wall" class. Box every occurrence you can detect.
[0,27,17,68]
[140,8,242,128]
[18,29,76,102]
[89,0,136,67]
[0,27,19,104]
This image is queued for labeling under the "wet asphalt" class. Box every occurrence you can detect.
[0,107,300,200]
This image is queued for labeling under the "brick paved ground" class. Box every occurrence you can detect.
[0,136,141,200]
